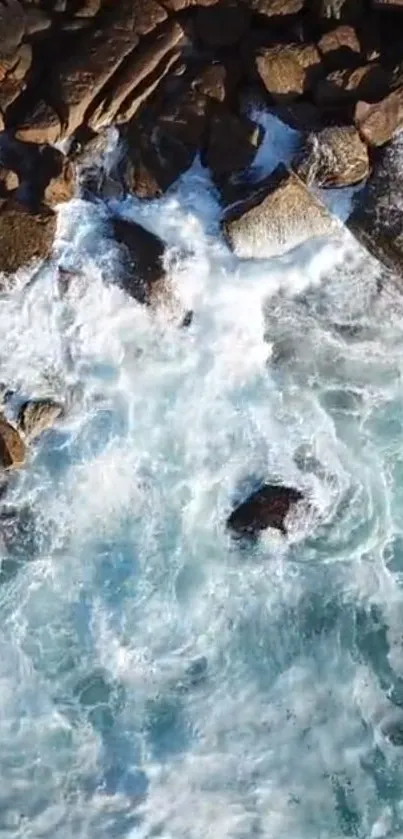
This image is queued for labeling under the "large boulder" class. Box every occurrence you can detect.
[17,399,64,442]
[195,0,250,47]
[256,43,323,101]
[227,483,304,537]
[223,165,337,259]
[204,106,263,179]
[0,416,26,469]
[0,201,56,275]
[347,135,403,276]
[295,125,370,187]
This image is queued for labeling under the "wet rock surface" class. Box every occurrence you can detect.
[223,165,337,259]
[17,399,64,441]
[227,483,304,537]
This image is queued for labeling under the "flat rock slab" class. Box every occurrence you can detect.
[223,165,337,259]
[227,483,304,537]
[0,201,56,274]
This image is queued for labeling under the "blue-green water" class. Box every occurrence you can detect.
[0,162,403,839]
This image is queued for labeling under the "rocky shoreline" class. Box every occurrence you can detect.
[1,0,403,539]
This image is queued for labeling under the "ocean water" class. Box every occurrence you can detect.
[1,133,403,839]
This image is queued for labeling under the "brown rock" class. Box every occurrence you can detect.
[355,88,403,146]
[160,0,217,8]
[131,0,168,35]
[0,415,26,469]
[195,0,250,47]
[227,483,304,537]
[204,106,262,178]
[244,0,303,14]
[193,64,229,102]
[56,4,141,140]
[89,19,185,130]
[15,101,61,145]
[44,157,75,207]
[296,125,369,187]
[75,0,103,15]
[0,166,18,194]
[317,25,361,69]
[111,216,166,305]
[315,64,390,108]
[256,44,323,101]
[0,201,56,274]
[223,165,337,259]
[17,399,64,441]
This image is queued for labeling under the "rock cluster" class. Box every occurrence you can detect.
[0,0,402,277]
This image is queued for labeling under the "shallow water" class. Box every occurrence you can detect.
[1,153,403,839]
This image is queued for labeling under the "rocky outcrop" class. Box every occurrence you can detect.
[0,416,26,469]
[227,483,304,537]
[17,399,64,442]
[295,125,369,187]
[223,165,337,259]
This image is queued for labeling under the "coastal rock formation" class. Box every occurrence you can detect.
[223,166,337,259]
[227,483,304,537]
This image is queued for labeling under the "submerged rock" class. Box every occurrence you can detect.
[223,165,337,259]
[17,399,64,442]
[0,415,26,469]
[227,483,304,537]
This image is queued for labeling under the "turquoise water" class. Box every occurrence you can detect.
[1,161,403,839]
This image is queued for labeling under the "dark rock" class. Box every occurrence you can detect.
[0,505,38,582]
[354,87,403,146]
[111,216,166,305]
[223,165,336,259]
[347,136,403,276]
[315,64,390,109]
[195,0,250,47]
[227,483,304,537]
[204,105,262,179]
[295,125,369,187]
[124,87,209,198]
[0,415,26,469]
[256,43,323,101]
[17,399,64,441]
[244,0,303,14]
[192,63,231,103]
[15,101,61,146]
[181,309,193,327]
[0,200,56,274]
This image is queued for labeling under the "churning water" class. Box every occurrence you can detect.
[2,129,403,839]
